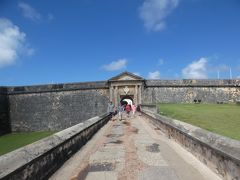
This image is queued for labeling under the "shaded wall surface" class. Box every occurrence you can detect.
[0,88,10,135]
[8,81,109,132]
[143,80,240,103]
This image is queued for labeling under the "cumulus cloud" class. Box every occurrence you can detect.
[139,0,179,31]
[18,2,41,22]
[0,18,34,68]
[148,71,160,79]
[182,57,208,79]
[102,59,127,71]
[133,72,141,76]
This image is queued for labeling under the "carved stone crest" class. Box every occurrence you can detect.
[123,86,129,94]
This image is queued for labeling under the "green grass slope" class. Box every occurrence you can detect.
[158,104,240,141]
[0,131,55,156]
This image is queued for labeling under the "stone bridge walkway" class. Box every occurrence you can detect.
[50,113,221,180]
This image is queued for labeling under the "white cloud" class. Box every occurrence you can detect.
[0,18,34,68]
[182,57,208,79]
[148,71,160,79]
[139,0,179,31]
[18,2,41,22]
[102,59,127,71]
[133,72,141,76]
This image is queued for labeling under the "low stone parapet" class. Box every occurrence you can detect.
[0,113,111,180]
[142,109,240,180]
[141,104,158,114]
[236,100,240,105]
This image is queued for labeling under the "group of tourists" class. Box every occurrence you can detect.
[107,101,141,121]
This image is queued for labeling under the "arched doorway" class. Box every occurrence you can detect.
[120,95,134,106]
[108,72,145,106]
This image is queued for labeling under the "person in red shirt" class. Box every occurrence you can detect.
[125,104,131,117]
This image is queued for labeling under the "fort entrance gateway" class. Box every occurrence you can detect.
[108,72,145,106]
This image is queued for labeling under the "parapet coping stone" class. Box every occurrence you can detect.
[0,114,108,179]
[1,79,240,95]
[4,81,109,95]
[143,109,240,164]
[146,79,240,87]
[0,87,8,95]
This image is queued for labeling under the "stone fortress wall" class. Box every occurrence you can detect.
[0,81,110,134]
[143,79,240,103]
[0,87,10,135]
[0,78,239,134]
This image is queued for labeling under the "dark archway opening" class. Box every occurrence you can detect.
[120,95,134,105]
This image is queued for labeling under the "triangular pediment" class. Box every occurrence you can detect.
[108,71,144,81]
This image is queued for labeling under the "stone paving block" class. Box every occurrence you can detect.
[134,135,169,166]
[139,167,179,180]
[89,146,125,172]
[51,113,222,180]
[90,146,125,162]
[85,171,117,180]
[134,136,156,144]
[88,162,115,172]
[137,148,169,166]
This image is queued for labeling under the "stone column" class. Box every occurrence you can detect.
[114,86,118,106]
[135,85,138,105]
[110,86,113,102]
[138,85,142,104]
[113,86,115,104]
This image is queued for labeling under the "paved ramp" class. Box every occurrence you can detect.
[50,113,221,180]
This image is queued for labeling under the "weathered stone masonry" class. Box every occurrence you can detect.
[7,81,110,132]
[0,114,111,180]
[0,72,240,133]
[141,106,240,180]
[0,87,10,135]
[143,79,240,103]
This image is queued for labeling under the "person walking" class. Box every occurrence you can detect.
[118,104,124,121]
[125,104,131,118]
[131,104,136,117]
[107,101,114,118]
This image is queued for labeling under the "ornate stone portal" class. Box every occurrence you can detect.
[108,71,145,106]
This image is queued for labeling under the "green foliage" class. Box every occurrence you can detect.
[158,104,240,141]
[0,131,55,156]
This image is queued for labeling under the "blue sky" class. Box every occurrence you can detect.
[0,0,240,86]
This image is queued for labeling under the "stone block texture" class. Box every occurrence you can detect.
[143,80,240,103]
[143,111,240,180]
[0,88,10,135]
[9,88,109,132]
[1,79,240,132]
[0,114,111,180]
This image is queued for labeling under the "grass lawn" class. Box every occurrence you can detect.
[158,104,240,141]
[0,131,56,156]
